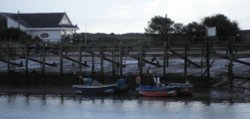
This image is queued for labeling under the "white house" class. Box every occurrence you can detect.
[0,12,79,42]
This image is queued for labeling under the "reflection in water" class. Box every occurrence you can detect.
[60,94,64,104]
[41,93,46,105]
[0,94,249,119]
[25,93,30,105]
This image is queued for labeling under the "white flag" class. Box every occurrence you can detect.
[206,26,216,37]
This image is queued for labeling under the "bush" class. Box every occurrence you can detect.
[0,28,32,42]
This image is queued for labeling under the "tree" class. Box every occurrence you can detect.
[173,23,184,35]
[145,15,174,40]
[202,14,240,40]
[183,22,205,39]
[0,28,31,41]
[0,28,43,44]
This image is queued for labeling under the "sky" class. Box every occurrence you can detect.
[1,0,250,34]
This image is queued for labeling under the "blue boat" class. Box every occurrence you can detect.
[135,76,192,97]
[72,83,118,95]
[72,78,129,95]
[136,85,177,97]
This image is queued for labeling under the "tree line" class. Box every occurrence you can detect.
[145,14,240,41]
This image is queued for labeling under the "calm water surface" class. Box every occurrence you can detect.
[0,94,249,119]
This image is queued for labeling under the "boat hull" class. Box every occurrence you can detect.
[136,86,177,97]
[137,90,176,97]
[72,84,117,95]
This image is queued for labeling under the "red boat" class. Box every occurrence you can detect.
[136,85,177,97]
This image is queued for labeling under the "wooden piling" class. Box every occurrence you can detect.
[139,45,144,78]
[100,46,104,82]
[91,51,95,77]
[41,42,46,76]
[7,42,11,83]
[119,45,123,76]
[111,48,116,79]
[205,36,210,79]
[163,42,167,78]
[184,37,188,82]
[7,42,10,74]
[166,38,170,66]
[78,44,82,74]
[200,42,205,78]
[59,42,64,84]
[25,44,30,84]
[228,37,234,89]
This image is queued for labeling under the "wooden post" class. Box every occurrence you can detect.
[166,37,170,66]
[184,37,188,82]
[91,51,95,77]
[201,43,205,78]
[59,42,64,84]
[139,45,144,78]
[25,44,29,85]
[100,46,104,82]
[205,35,210,79]
[111,49,115,79]
[7,42,11,74]
[7,42,11,83]
[79,44,82,74]
[41,42,45,76]
[228,37,234,89]
[119,45,123,76]
[163,42,167,78]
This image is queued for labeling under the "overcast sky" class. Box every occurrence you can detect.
[1,0,250,34]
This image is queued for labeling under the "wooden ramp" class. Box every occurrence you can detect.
[214,52,250,66]
[84,50,125,67]
[129,56,163,67]
[26,58,57,67]
[169,49,202,68]
[0,58,23,67]
[49,51,89,67]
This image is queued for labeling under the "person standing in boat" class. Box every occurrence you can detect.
[147,66,156,86]
[153,75,160,87]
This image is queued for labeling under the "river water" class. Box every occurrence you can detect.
[0,94,249,119]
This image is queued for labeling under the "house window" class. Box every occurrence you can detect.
[40,33,49,38]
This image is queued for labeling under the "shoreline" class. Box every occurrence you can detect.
[1,85,250,103]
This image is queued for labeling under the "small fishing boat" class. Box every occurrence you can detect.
[135,76,176,97]
[72,83,118,95]
[135,76,192,97]
[136,85,177,97]
[72,77,129,95]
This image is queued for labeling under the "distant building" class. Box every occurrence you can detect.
[0,12,79,42]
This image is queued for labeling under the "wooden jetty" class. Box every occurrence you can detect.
[0,36,249,88]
